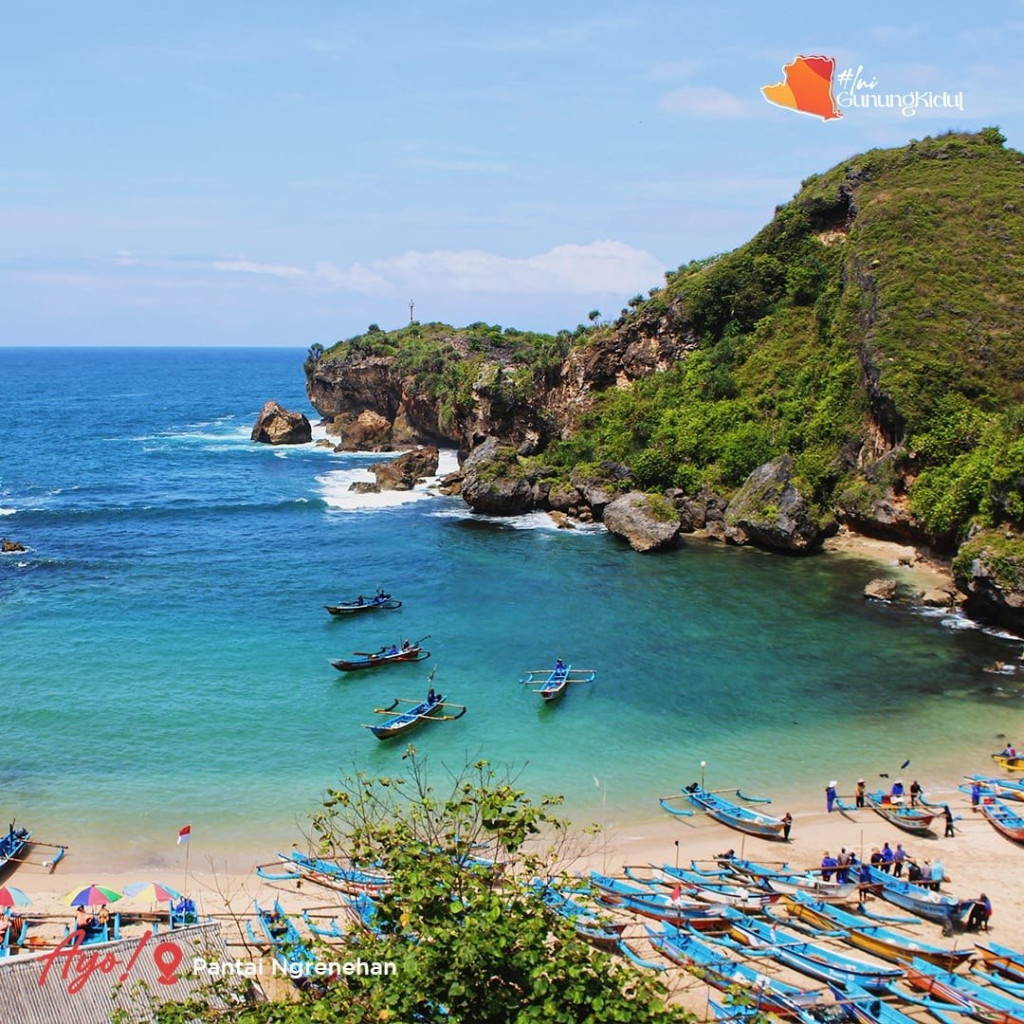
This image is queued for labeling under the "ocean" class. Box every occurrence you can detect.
[1,347,1020,863]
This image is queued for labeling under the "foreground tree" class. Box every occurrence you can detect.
[152,757,688,1023]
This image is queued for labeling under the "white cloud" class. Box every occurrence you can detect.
[212,240,665,297]
[659,87,751,118]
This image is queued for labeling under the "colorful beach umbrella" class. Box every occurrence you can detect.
[0,885,31,908]
[122,881,182,903]
[62,884,122,907]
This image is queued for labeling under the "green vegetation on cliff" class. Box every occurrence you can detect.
[548,129,1024,542]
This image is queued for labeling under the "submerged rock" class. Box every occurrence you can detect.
[1,538,26,553]
[251,400,312,445]
[603,492,680,552]
[369,447,439,491]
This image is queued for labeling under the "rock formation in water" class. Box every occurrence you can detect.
[251,400,312,445]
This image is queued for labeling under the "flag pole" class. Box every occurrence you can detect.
[184,837,191,895]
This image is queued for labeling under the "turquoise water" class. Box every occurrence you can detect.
[1,348,1021,861]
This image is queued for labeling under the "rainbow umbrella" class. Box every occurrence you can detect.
[63,884,122,907]
[0,885,31,908]
[122,881,181,903]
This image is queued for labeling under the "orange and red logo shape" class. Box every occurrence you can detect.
[762,55,841,121]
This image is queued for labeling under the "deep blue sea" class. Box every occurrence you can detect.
[1,348,1021,864]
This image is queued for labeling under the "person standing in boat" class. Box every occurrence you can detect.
[555,658,566,672]
[427,687,437,705]
[890,778,905,802]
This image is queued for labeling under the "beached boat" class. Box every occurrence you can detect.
[642,865,781,912]
[724,913,904,993]
[363,692,466,740]
[589,872,728,928]
[0,824,31,870]
[901,956,1024,1024]
[246,900,322,990]
[784,892,973,970]
[978,797,1024,843]
[991,754,1024,773]
[324,591,402,616]
[646,924,830,1017]
[865,791,936,835]
[976,940,1024,984]
[963,776,1024,803]
[855,866,962,928]
[719,855,858,902]
[331,637,430,672]
[533,882,626,950]
[830,982,924,1024]
[678,784,788,840]
[520,661,595,702]
[256,851,390,895]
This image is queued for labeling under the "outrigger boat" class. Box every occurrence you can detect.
[719,855,859,902]
[0,824,32,870]
[991,754,1024,773]
[963,776,1024,803]
[784,892,973,969]
[256,851,390,896]
[332,636,430,672]
[674,784,788,841]
[325,589,402,616]
[589,871,729,929]
[978,797,1024,843]
[364,691,466,740]
[900,956,1024,1024]
[865,791,936,836]
[829,981,923,1024]
[633,865,781,913]
[976,940,1024,984]
[520,661,595,702]
[246,900,323,990]
[856,866,963,929]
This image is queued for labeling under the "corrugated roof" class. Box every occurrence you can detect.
[0,922,263,1024]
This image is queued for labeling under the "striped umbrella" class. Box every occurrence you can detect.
[62,884,122,907]
[0,885,31,908]
[122,881,182,903]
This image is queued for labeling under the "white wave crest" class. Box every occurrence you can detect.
[429,507,605,534]
[0,507,15,516]
[316,449,460,512]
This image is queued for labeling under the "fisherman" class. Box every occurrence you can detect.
[820,851,837,882]
[402,639,411,651]
[909,780,923,807]
[1002,743,1017,757]
[967,893,991,931]
[893,843,906,877]
[781,813,792,841]
[825,781,837,813]
[555,658,566,671]
[880,842,894,873]
[836,847,850,883]
[357,595,365,606]
[971,781,982,808]
[890,778,905,802]
[855,779,866,808]
[943,804,956,838]
[427,687,437,704]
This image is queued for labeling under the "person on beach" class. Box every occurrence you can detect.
[857,858,871,902]
[74,906,93,932]
[890,779,905,802]
[856,779,866,808]
[826,781,837,813]
[870,848,882,870]
[971,781,982,808]
[782,812,792,841]
[880,842,894,873]
[821,851,836,881]
[836,848,850,884]
[907,859,923,883]
[931,858,946,890]
[910,780,923,807]
[920,860,933,886]
[944,804,956,837]
[968,893,992,930]
[893,843,906,877]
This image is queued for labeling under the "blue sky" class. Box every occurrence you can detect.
[1,2,1020,346]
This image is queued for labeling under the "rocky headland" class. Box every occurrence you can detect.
[301,131,1024,633]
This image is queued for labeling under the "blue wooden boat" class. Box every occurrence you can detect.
[325,590,402,616]
[963,776,1024,802]
[363,692,466,740]
[901,956,1024,1024]
[725,912,903,993]
[246,900,323,990]
[829,982,922,1024]
[0,824,31,870]
[865,791,937,835]
[785,892,973,970]
[976,940,1024,984]
[643,865,782,912]
[978,797,1024,844]
[719,855,859,902]
[332,637,430,672]
[520,661,595,702]
[256,851,390,895]
[857,866,962,928]
[589,872,728,928]
[532,882,626,950]
[646,924,830,1017]
[680,784,788,840]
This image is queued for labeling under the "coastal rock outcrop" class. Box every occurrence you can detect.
[603,492,680,553]
[369,447,439,491]
[251,401,312,445]
[332,409,393,451]
[954,530,1024,635]
[724,456,825,553]
[1,538,26,553]
[863,578,898,601]
[460,438,535,516]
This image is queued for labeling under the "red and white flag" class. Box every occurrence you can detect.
[177,824,192,845]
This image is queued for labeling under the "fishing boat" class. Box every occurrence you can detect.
[725,913,903,993]
[256,851,390,896]
[829,982,923,1024]
[589,872,728,928]
[520,661,595,702]
[900,956,1024,1024]
[324,590,402,616]
[646,924,831,1017]
[0,824,31,870]
[864,791,936,835]
[678,784,788,840]
[784,892,973,970]
[720,855,858,902]
[847,866,962,929]
[978,797,1024,843]
[976,940,1024,984]
[532,882,626,951]
[246,900,323,990]
[963,776,1024,803]
[641,865,782,912]
[331,636,430,672]
[991,754,1024,773]
[363,692,466,740]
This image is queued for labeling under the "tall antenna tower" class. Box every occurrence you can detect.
[409,300,415,324]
